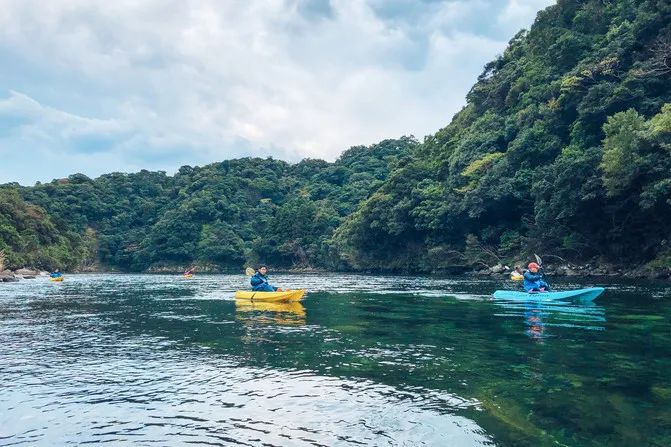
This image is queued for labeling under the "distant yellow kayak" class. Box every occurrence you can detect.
[234,289,305,302]
[510,273,523,281]
[183,274,193,279]
[50,277,64,282]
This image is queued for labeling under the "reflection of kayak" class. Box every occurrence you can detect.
[235,300,306,317]
[510,274,524,281]
[235,299,306,325]
[49,277,64,282]
[493,287,604,301]
[234,289,305,302]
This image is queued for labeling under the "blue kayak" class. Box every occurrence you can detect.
[493,287,605,302]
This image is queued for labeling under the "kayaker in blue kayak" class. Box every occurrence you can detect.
[251,265,280,292]
[523,262,550,292]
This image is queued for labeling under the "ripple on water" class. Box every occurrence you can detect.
[1,351,492,446]
[2,273,670,446]
[0,275,494,446]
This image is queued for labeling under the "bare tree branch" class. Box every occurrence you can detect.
[634,36,671,78]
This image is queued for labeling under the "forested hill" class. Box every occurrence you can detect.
[0,138,417,271]
[334,0,671,273]
[2,0,670,274]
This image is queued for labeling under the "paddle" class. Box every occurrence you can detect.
[534,254,551,291]
[244,267,260,296]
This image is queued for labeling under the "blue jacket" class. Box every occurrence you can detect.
[250,272,277,291]
[523,270,548,292]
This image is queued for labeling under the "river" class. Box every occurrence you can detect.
[1,273,669,446]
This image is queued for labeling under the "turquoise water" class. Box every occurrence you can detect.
[1,274,670,446]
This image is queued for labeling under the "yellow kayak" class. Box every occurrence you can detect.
[50,277,64,282]
[510,273,524,281]
[234,289,305,302]
[183,274,193,279]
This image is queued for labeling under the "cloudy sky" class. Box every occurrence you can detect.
[0,0,554,185]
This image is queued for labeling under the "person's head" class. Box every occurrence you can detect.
[258,265,268,275]
[528,262,539,272]
[514,265,523,273]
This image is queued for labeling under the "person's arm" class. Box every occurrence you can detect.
[524,271,542,281]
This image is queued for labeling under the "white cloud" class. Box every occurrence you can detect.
[0,0,555,184]
[0,90,129,147]
[498,0,555,32]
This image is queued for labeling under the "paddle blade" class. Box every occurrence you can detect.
[534,253,543,266]
[245,267,255,276]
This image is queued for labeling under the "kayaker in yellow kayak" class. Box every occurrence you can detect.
[510,266,524,281]
[250,265,281,292]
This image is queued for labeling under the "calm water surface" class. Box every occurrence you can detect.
[1,273,670,446]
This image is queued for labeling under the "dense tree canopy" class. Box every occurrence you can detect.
[334,0,671,271]
[0,138,416,271]
[0,188,95,270]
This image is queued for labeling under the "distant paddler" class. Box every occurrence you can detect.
[510,266,524,281]
[183,267,194,279]
[49,269,64,282]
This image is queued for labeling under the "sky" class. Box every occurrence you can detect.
[0,0,555,185]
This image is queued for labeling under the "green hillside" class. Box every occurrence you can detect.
[333,0,671,272]
[1,138,415,271]
[0,188,95,270]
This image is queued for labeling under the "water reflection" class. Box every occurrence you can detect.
[235,299,306,326]
[493,297,606,340]
[524,301,547,341]
[2,274,669,447]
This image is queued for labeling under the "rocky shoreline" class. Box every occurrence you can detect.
[2,263,670,282]
[0,268,50,282]
[472,263,671,280]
